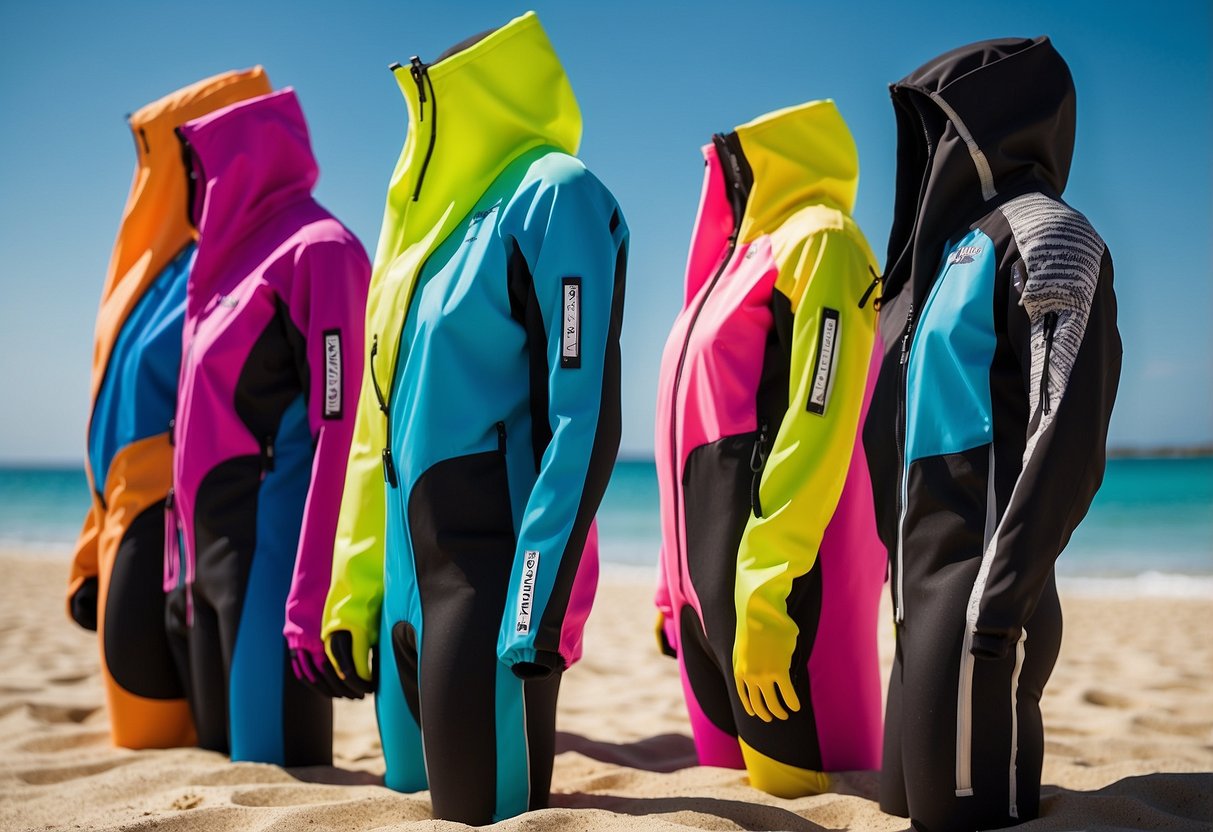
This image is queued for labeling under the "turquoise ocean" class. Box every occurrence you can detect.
[2,458,1210,596]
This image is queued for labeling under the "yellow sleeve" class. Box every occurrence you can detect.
[733,229,877,685]
[321,354,388,681]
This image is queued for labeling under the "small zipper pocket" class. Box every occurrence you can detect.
[749,422,770,518]
[163,488,180,592]
[1040,311,1058,415]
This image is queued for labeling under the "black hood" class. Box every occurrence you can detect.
[882,36,1077,305]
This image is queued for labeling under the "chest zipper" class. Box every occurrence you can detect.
[496,421,508,456]
[894,303,916,624]
[749,422,770,518]
[1040,311,1058,416]
[370,334,399,488]
[669,133,749,598]
[408,56,437,202]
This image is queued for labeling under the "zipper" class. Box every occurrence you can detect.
[369,334,399,488]
[749,421,770,518]
[668,134,746,598]
[408,56,437,202]
[163,487,179,590]
[496,421,507,455]
[175,128,203,229]
[893,302,916,623]
[1040,311,1058,415]
[260,436,275,474]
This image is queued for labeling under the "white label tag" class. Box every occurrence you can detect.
[808,309,840,415]
[515,550,540,633]
[323,330,342,419]
[561,277,581,368]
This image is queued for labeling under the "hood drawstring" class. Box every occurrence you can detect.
[859,265,884,310]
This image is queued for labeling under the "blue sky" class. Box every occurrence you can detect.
[0,0,1209,463]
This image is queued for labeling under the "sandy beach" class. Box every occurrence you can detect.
[0,552,1209,831]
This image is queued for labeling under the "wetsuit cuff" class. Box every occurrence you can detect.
[509,649,566,680]
[970,631,1012,660]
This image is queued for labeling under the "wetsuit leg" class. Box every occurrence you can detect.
[228,433,333,767]
[99,502,195,749]
[188,439,332,766]
[879,634,910,817]
[228,538,332,766]
[522,670,562,812]
[381,618,427,793]
[185,591,229,753]
[676,606,745,769]
[895,573,1062,832]
[403,448,553,824]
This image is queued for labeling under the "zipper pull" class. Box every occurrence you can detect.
[168,418,176,447]
[1041,311,1058,415]
[750,422,769,517]
[858,265,883,310]
[262,437,276,472]
[409,56,427,120]
[382,448,398,488]
[496,421,507,455]
[369,334,389,415]
[165,487,175,510]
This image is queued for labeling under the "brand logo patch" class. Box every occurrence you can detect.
[217,294,239,309]
[948,245,984,265]
[515,550,540,633]
[323,330,342,419]
[807,308,840,415]
[561,277,581,369]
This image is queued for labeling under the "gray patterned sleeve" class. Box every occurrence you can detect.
[967,193,1122,660]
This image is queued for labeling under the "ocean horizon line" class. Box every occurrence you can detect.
[2,446,1213,470]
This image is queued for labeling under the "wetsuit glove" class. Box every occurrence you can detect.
[291,642,371,699]
[69,576,99,631]
[656,612,676,659]
[733,655,802,723]
[322,629,375,697]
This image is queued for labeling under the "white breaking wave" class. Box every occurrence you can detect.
[1058,571,1213,599]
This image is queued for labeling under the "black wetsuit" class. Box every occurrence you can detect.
[864,37,1122,831]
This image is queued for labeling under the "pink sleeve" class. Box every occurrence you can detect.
[283,237,371,653]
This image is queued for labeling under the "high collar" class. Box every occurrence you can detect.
[177,88,318,275]
[728,99,860,244]
[882,36,1076,303]
[90,67,271,402]
[104,67,271,305]
[367,10,581,371]
[373,10,581,268]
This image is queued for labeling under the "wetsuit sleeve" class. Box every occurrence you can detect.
[733,230,877,722]
[969,242,1120,660]
[282,240,371,663]
[67,504,102,621]
[496,167,627,677]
